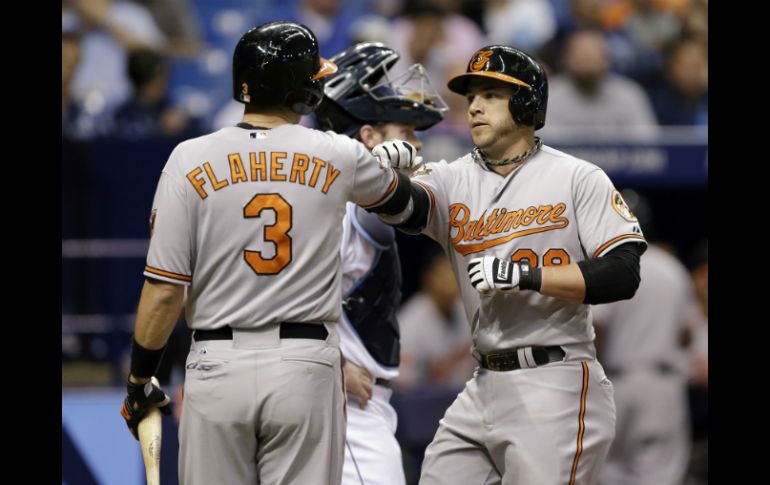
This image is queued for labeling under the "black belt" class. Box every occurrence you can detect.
[375,378,391,388]
[479,346,565,371]
[193,323,328,342]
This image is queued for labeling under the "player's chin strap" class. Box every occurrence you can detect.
[473,137,543,166]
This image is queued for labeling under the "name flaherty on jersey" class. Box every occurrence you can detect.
[184,151,342,200]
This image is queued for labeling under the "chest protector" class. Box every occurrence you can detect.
[343,206,402,368]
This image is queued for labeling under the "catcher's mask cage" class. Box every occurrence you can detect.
[316,43,448,136]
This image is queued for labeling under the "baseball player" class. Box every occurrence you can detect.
[372,45,648,484]
[313,42,446,485]
[592,190,697,485]
[119,21,425,485]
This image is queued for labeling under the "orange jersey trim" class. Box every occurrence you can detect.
[569,361,589,485]
[361,169,398,209]
[592,234,646,259]
[144,266,192,283]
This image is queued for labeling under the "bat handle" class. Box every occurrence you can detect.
[138,378,162,485]
[138,407,162,484]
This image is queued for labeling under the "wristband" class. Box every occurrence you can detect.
[130,337,167,379]
[518,262,542,291]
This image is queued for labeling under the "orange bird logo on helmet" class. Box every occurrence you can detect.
[470,50,494,71]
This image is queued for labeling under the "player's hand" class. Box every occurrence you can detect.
[467,256,520,294]
[343,360,374,409]
[372,140,422,171]
[120,376,171,440]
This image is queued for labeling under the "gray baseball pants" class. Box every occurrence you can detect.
[178,323,346,485]
[420,351,616,485]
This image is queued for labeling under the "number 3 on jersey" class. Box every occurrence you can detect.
[243,193,293,275]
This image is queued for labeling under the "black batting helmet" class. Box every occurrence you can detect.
[447,45,548,130]
[314,42,447,136]
[232,21,338,115]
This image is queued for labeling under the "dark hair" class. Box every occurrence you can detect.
[127,49,167,89]
[400,0,447,18]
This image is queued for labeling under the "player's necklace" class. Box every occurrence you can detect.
[474,137,543,166]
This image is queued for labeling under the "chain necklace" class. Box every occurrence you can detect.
[473,137,543,166]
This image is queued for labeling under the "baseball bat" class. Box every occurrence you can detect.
[138,377,162,485]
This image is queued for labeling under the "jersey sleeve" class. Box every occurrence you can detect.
[573,168,647,259]
[411,161,450,245]
[348,138,400,209]
[144,148,193,286]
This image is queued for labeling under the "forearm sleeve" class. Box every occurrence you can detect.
[578,242,646,304]
[367,173,430,234]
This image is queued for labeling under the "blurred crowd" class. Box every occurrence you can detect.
[62,0,708,150]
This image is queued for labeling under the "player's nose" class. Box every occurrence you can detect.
[468,95,484,115]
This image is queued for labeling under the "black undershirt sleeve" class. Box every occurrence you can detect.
[365,170,412,215]
[365,175,431,234]
[577,242,646,304]
[393,181,431,234]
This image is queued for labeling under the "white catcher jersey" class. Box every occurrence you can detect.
[412,144,647,353]
[338,202,400,381]
[144,124,398,330]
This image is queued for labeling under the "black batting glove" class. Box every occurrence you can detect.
[120,377,171,440]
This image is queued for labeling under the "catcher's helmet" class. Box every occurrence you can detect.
[447,45,548,130]
[314,42,447,136]
[232,21,338,115]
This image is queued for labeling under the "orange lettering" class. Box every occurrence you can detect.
[448,203,470,244]
[322,163,341,194]
[250,152,267,181]
[228,154,248,184]
[309,157,326,188]
[481,209,499,237]
[521,207,539,226]
[290,153,310,185]
[186,167,208,199]
[203,162,228,191]
[270,152,287,182]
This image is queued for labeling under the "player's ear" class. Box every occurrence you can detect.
[358,125,381,151]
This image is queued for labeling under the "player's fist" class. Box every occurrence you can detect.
[467,256,520,294]
[120,376,171,440]
[372,140,421,170]
[343,360,374,409]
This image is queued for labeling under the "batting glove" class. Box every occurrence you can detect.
[372,140,421,170]
[468,256,520,294]
[120,378,171,440]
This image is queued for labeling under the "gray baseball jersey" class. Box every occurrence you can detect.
[144,124,397,329]
[147,123,398,485]
[413,144,646,485]
[412,144,647,353]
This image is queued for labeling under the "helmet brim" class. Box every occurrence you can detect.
[447,71,531,95]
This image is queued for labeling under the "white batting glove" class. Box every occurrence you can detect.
[467,256,520,294]
[372,140,422,170]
